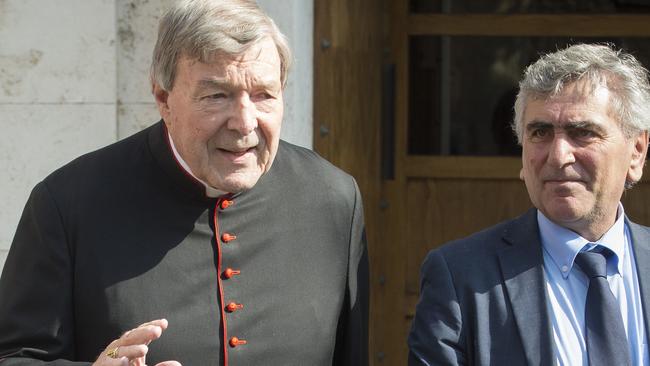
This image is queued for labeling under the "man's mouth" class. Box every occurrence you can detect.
[543,177,584,184]
[218,147,256,157]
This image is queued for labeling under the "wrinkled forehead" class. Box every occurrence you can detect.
[520,81,626,136]
[186,38,281,70]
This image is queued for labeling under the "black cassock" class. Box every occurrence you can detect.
[0,121,368,366]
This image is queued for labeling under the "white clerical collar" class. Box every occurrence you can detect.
[166,131,225,198]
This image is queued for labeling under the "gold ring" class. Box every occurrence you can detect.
[106,346,119,359]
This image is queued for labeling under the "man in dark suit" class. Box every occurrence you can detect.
[408,43,650,365]
[0,1,368,365]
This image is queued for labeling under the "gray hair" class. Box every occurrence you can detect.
[151,0,292,91]
[513,43,650,142]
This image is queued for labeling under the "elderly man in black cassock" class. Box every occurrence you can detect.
[0,1,369,365]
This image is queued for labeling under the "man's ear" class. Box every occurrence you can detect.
[153,83,171,120]
[627,130,649,184]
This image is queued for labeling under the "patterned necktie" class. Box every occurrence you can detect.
[575,249,631,366]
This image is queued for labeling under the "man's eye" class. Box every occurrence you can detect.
[572,129,596,139]
[206,93,227,100]
[531,128,549,139]
[255,92,273,100]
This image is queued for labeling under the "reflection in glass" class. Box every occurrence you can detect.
[408,36,650,156]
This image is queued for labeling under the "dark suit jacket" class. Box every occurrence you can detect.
[408,208,650,365]
[0,121,368,365]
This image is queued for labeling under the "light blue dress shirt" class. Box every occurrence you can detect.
[539,205,648,365]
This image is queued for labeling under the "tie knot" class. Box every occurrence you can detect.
[575,249,609,278]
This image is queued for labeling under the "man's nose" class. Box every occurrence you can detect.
[228,94,257,135]
[547,134,576,167]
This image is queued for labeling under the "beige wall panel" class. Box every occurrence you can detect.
[0,250,6,275]
[117,102,160,139]
[0,105,117,250]
[0,0,116,103]
[117,0,175,104]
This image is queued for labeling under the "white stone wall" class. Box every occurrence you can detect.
[0,0,118,272]
[0,0,313,273]
[258,0,313,147]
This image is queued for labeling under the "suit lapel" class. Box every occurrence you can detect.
[627,220,650,341]
[497,209,554,365]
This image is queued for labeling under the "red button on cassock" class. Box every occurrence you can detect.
[220,199,233,210]
[230,336,247,347]
[223,268,241,279]
[226,302,244,312]
[222,233,236,243]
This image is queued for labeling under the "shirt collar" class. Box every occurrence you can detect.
[538,204,626,278]
[167,131,225,198]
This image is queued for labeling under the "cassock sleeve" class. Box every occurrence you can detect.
[407,250,466,366]
[0,181,90,365]
[332,178,369,366]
